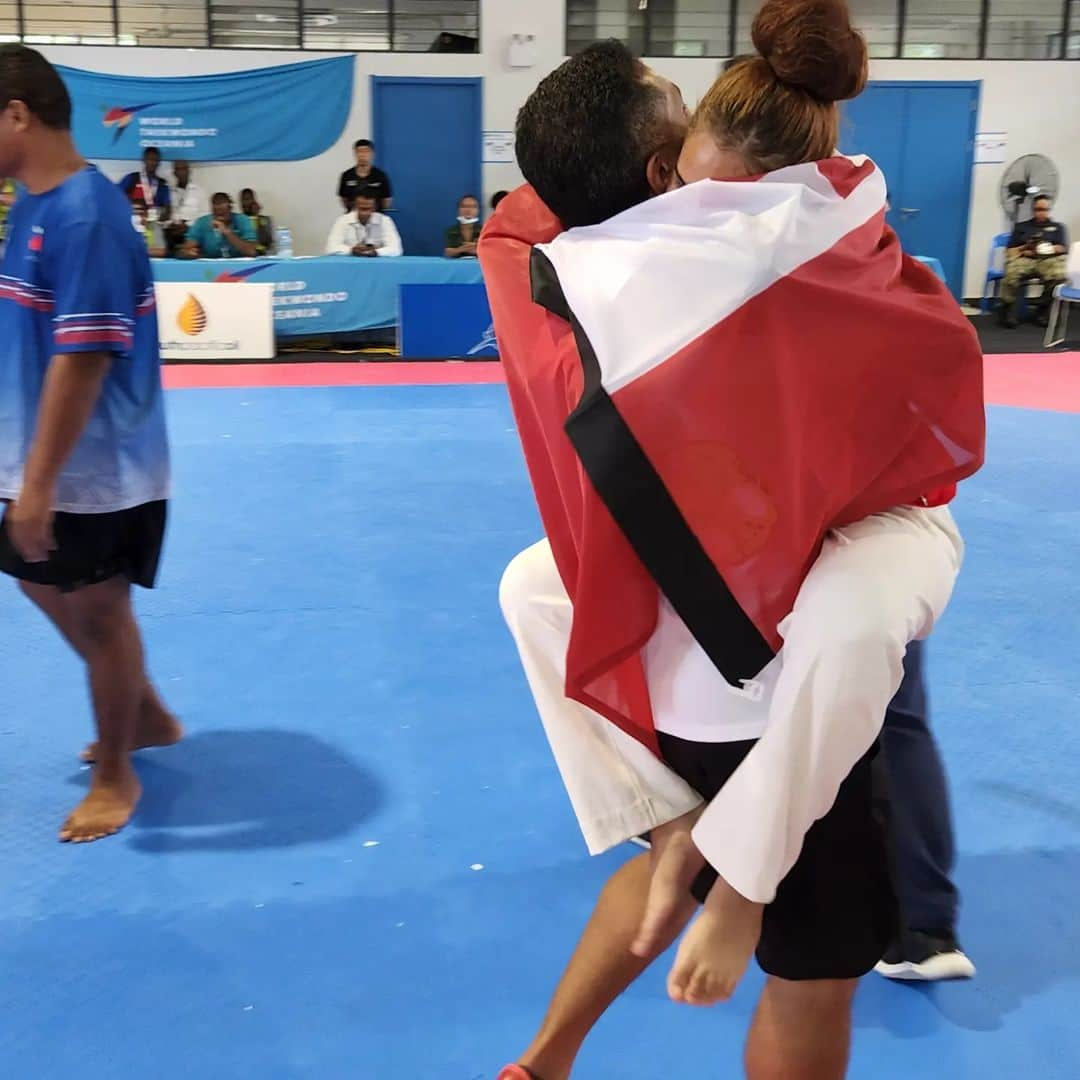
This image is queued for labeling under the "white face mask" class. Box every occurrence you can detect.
[458,215,480,225]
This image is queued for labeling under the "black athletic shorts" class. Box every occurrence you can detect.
[0,500,167,593]
[659,732,900,982]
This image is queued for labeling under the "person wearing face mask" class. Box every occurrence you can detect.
[480,4,984,1076]
[444,194,481,258]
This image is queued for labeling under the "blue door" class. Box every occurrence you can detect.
[841,82,979,298]
[372,77,483,257]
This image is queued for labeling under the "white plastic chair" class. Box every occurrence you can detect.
[1043,242,1080,348]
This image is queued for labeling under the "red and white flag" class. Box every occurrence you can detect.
[481,157,985,756]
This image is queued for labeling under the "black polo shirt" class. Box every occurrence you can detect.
[338,166,393,207]
[1009,218,1069,252]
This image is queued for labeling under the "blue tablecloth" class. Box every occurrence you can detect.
[152,255,484,338]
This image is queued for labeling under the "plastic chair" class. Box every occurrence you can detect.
[981,232,1010,313]
[1043,242,1080,348]
[983,231,1036,318]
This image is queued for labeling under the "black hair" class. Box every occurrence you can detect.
[459,193,479,203]
[0,44,71,130]
[143,146,161,159]
[490,190,509,210]
[240,187,255,197]
[1033,194,1052,207]
[515,40,666,228]
[354,139,374,150]
[211,192,232,204]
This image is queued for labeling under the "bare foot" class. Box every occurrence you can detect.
[81,703,182,763]
[59,763,142,843]
[630,805,705,958]
[667,873,764,1006]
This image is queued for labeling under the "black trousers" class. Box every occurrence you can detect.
[883,639,960,934]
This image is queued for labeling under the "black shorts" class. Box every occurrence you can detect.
[0,500,167,593]
[659,732,899,982]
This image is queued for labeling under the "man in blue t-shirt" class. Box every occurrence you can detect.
[0,45,178,843]
[118,145,171,222]
[181,192,258,258]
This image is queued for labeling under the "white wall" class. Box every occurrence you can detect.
[41,0,1080,296]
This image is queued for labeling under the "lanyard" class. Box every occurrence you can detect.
[140,169,158,206]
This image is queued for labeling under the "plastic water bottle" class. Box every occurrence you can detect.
[276,226,293,259]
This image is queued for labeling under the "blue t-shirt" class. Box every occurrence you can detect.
[186,212,257,258]
[0,166,169,513]
[119,171,171,211]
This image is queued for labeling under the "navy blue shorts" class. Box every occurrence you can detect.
[659,732,900,982]
[0,500,167,592]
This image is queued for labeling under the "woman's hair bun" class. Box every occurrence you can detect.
[751,0,869,103]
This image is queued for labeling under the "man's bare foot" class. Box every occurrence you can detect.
[630,805,705,959]
[59,764,142,843]
[81,704,182,763]
[668,873,764,1006]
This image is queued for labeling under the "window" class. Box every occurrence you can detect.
[22,0,115,43]
[0,0,19,40]
[209,0,300,48]
[392,0,479,52]
[902,0,982,58]
[7,0,478,50]
[566,0,647,56]
[738,0,899,58]
[302,2,391,52]
[571,0,1080,61]
[118,0,208,47]
[648,0,731,58]
[566,0,727,57]
[986,0,1067,59]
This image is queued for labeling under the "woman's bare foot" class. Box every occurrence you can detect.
[59,762,142,843]
[668,874,764,1006]
[81,702,182,763]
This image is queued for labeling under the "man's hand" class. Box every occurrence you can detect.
[630,805,706,959]
[6,482,56,563]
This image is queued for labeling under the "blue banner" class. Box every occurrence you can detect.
[399,283,497,359]
[58,57,354,162]
[152,256,486,338]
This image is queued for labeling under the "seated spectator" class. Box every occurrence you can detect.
[0,177,16,244]
[325,195,403,257]
[119,146,171,222]
[1000,195,1070,328]
[338,139,392,211]
[444,195,481,259]
[490,190,509,213]
[166,159,208,255]
[240,188,275,254]
[131,197,166,258]
[181,192,258,259]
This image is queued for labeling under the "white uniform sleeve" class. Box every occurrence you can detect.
[691,506,964,904]
[325,215,351,256]
[377,215,403,257]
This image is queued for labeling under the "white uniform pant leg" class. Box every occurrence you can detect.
[500,540,703,855]
[692,506,965,903]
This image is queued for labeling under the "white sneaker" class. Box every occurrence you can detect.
[875,930,976,982]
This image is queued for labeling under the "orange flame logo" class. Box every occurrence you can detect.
[177,294,208,336]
